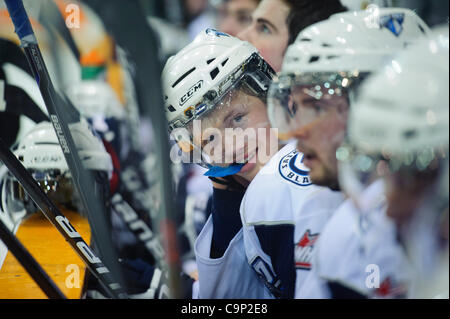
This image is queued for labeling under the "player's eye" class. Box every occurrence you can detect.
[233,114,243,123]
[257,23,272,35]
[287,98,298,118]
[237,13,252,26]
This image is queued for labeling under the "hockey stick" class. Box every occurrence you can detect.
[0,211,66,299]
[84,0,184,298]
[36,3,169,276]
[4,0,126,298]
[0,137,125,298]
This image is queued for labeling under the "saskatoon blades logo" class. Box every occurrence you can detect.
[279,149,312,186]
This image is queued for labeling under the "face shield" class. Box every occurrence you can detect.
[268,71,369,140]
[337,141,448,214]
[1,168,109,217]
[170,53,276,176]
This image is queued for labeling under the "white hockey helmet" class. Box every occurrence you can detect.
[340,0,393,11]
[1,120,113,215]
[14,120,113,173]
[66,81,125,120]
[267,8,431,139]
[163,28,274,131]
[337,26,449,202]
[65,80,129,160]
[162,28,275,167]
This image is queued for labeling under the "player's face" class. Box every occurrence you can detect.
[189,89,278,181]
[237,0,290,72]
[384,169,439,226]
[291,87,349,190]
[218,0,259,37]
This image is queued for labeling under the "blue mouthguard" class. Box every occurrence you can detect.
[204,164,245,178]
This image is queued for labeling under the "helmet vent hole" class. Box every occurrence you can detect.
[300,38,311,42]
[168,105,176,112]
[322,43,331,47]
[309,56,320,63]
[207,58,216,65]
[210,67,220,80]
[418,24,426,34]
[172,67,196,88]
[221,58,229,67]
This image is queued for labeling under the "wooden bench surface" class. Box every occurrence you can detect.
[0,210,91,299]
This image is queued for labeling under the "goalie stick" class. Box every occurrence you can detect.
[0,137,124,298]
[0,201,66,299]
[4,0,126,298]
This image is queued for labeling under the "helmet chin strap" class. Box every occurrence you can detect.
[204,163,245,178]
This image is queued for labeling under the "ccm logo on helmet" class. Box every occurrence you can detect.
[180,80,203,106]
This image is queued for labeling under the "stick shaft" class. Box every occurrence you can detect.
[4,0,126,298]
[0,137,124,298]
[0,217,66,299]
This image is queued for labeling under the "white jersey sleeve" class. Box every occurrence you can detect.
[241,142,345,298]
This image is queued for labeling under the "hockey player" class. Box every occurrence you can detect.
[163,28,277,298]
[267,8,431,297]
[0,121,112,220]
[238,0,347,72]
[162,28,344,298]
[216,0,260,37]
[65,49,204,292]
[340,27,449,298]
[0,120,180,298]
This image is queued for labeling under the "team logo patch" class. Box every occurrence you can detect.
[279,149,312,186]
[295,230,319,270]
[380,13,405,37]
[205,28,230,38]
[374,277,408,299]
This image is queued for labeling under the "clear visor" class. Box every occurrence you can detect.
[171,56,277,169]
[337,142,447,212]
[268,72,366,140]
[4,169,84,215]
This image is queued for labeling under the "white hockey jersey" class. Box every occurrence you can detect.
[312,180,411,298]
[240,142,344,298]
[194,142,344,299]
[195,216,272,298]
